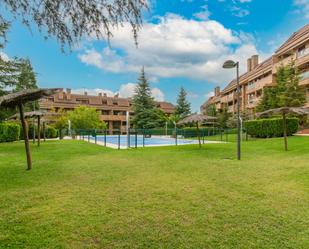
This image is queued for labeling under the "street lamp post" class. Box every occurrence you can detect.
[223,60,241,160]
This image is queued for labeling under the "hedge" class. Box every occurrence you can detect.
[244,117,299,138]
[21,124,58,139]
[0,122,20,142]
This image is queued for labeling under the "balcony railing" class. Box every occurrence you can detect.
[297,48,309,58]
[300,71,309,80]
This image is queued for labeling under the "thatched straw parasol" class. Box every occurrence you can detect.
[256,107,309,151]
[178,114,217,148]
[10,111,59,146]
[0,88,60,170]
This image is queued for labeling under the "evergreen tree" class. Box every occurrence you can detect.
[217,104,230,128]
[256,61,306,112]
[175,87,191,118]
[15,59,37,91]
[132,68,161,129]
[278,62,306,107]
[205,104,217,117]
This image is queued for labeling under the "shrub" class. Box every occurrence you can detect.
[244,117,299,138]
[21,124,58,139]
[44,126,58,138]
[0,122,20,142]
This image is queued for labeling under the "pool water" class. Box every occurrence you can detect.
[90,135,197,148]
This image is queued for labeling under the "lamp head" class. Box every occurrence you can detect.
[223,60,237,69]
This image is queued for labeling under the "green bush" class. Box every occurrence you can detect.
[0,122,20,142]
[21,124,58,139]
[244,117,299,138]
[45,126,57,138]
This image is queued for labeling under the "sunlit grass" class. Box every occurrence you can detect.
[1,137,309,248]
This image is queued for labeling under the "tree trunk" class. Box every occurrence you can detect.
[196,122,201,148]
[283,113,288,151]
[18,103,32,170]
[37,116,41,147]
[43,122,46,142]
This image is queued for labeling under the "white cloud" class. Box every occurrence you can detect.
[194,5,211,20]
[151,87,165,101]
[72,83,165,101]
[79,13,261,84]
[231,6,250,17]
[205,91,214,99]
[72,88,115,96]
[118,83,136,98]
[294,0,309,19]
[0,51,10,61]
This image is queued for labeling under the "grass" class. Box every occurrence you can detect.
[1,137,309,248]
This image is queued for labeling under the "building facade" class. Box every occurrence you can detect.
[39,89,175,134]
[200,24,309,116]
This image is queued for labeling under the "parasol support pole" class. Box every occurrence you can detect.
[18,103,32,170]
[196,122,201,148]
[283,113,288,151]
[37,115,41,147]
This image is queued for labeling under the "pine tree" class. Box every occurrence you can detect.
[132,68,161,129]
[256,61,306,112]
[175,87,191,118]
[278,62,306,107]
[15,59,37,91]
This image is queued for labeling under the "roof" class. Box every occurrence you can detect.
[222,57,272,94]
[0,88,60,108]
[276,24,309,55]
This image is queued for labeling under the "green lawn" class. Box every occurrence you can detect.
[1,137,309,248]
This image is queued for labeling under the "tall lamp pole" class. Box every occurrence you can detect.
[223,60,241,160]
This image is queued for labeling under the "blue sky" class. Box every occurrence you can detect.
[1,0,309,111]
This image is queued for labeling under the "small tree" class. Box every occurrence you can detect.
[217,104,230,128]
[257,62,306,112]
[278,62,306,107]
[175,87,191,118]
[205,103,217,117]
[68,106,106,130]
[132,68,161,129]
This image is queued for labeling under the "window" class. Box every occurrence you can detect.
[76,99,89,104]
[297,46,309,58]
[102,110,109,115]
[300,71,309,80]
[113,100,118,105]
[102,100,107,105]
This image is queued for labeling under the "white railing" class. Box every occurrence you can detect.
[300,71,309,80]
[297,48,309,58]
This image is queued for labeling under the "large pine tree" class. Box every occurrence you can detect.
[132,68,161,129]
[175,87,191,118]
[257,61,306,112]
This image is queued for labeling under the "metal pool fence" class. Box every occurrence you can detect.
[64,128,250,149]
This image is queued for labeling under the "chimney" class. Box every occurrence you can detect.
[58,88,64,100]
[247,58,252,72]
[103,93,107,97]
[84,91,88,96]
[98,92,102,97]
[66,88,71,100]
[114,93,119,98]
[251,55,259,70]
[214,86,220,97]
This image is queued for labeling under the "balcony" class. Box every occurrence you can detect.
[297,47,309,58]
[246,75,273,93]
[100,114,126,122]
[246,97,261,109]
[296,53,309,67]
[300,71,309,86]
[273,55,295,74]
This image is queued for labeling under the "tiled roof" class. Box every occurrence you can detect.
[276,24,309,55]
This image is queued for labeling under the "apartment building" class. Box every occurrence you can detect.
[200,24,309,115]
[39,89,175,134]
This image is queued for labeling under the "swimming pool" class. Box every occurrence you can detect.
[88,135,198,149]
